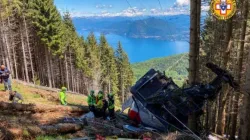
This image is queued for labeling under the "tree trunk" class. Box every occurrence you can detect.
[69,49,74,91]
[237,2,249,140]
[238,45,250,140]
[11,39,18,80]
[1,21,11,73]
[0,101,88,113]
[59,58,65,86]
[188,0,201,132]
[23,15,34,83]
[0,33,5,65]
[121,72,124,103]
[7,17,14,78]
[49,53,55,88]
[64,53,69,89]
[216,40,233,135]
[230,1,248,139]
[45,47,52,87]
[20,29,29,83]
[27,123,84,136]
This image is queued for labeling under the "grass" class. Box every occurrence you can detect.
[23,129,30,137]
[0,80,89,139]
[0,80,88,106]
[36,135,67,140]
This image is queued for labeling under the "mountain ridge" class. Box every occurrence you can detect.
[73,15,196,41]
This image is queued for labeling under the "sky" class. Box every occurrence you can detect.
[54,0,209,17]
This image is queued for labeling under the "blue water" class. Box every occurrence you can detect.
[79,31,189,63]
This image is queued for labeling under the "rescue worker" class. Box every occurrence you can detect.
[87,90,96,112]
[96,90,103,103]
[59,87,67,105]
[9,90,23,103]
[108,93,115,119]
[95,92,104,118]
[0,65,12,91]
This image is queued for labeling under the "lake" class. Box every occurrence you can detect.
[79,31,189,63]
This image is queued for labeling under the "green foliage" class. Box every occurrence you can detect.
[62,12,89,74]
[33,75,41,85]
[33,94,41,98]
[36,135,66,140]
[27,0,64,55]
[115,42,134,102]
[132,54,188,87]
[2,0,134,106]
[23,129,30,137]
[0,0,23,19]
[85,33,101,78]
[99,35,119,94]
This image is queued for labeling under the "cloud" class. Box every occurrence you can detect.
[150,6,190,16]
[69,12,93,17]
[70,6,190,17]
[176,0,190,6]
[69,0,208,17]
[70,7,146,17]
[150,8,158,14]
[96,4,113,9]
[116,7,145,16]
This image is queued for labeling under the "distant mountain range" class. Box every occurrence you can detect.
[73,15,206,41]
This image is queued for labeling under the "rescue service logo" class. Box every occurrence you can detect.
[210,0,236,20]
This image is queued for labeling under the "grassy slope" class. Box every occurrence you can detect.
[0,80,88,140]
[132,53,189,86]
[0,80,87,106]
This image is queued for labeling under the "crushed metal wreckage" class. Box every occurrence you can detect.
[62,63,238,139]
[122,63,238,135]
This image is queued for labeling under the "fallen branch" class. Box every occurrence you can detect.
[27,123,84,136]
[0,101,89,113]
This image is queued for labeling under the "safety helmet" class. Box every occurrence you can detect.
[108,93,114,98]
[98,90,103,94]
[98,93,103,99]
[61,87,67,92]
[90,90,95,95]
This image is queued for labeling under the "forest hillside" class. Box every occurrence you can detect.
[132,53,188,86]
[0,0,133,105]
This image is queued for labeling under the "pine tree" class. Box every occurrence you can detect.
[99,34,110,92]
[86,33,101,91]
[27,0,64,54]
[115,41,133,103]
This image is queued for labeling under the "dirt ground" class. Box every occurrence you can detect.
[0,81,88,140]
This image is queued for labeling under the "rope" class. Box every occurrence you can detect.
[162,106,202,140]
[125,0,148,27]
[165,54,187,73]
